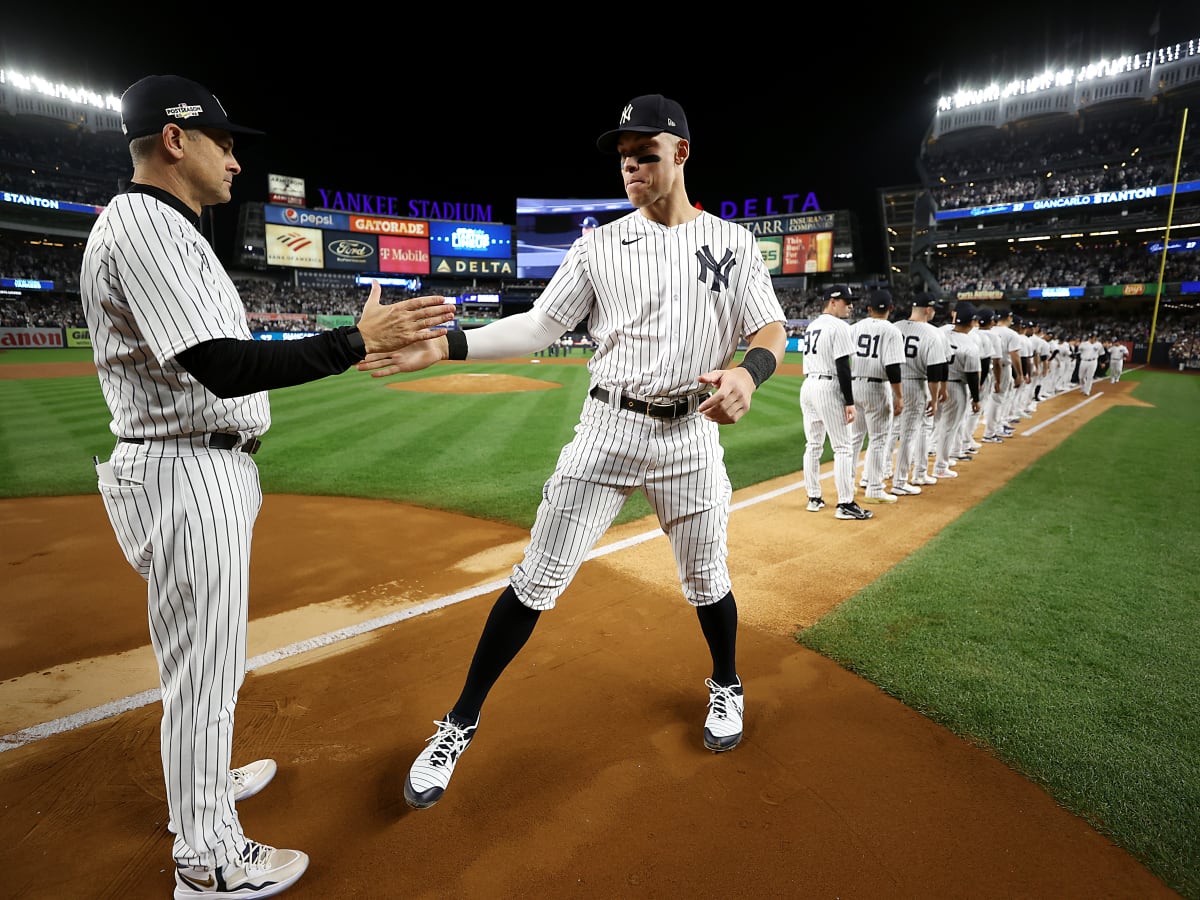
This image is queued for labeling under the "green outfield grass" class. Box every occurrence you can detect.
[2,350,1196,897]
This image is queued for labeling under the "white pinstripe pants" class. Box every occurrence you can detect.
[510,396,731,609]
[801,376,856,504]
[851,379,893,494]
[98,439,261,868]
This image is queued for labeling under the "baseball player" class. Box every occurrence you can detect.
[961,308,993,455]
[1107,339,1130,382]
[932,302,982,479]
[80,74,453,899]
[889,292,950,495]
[849,287,904,504]
[800,284,873,519]
[360,93,787,809]
[980,309,1023,443]
[1077,333,1105,394]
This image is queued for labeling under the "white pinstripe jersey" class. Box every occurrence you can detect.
[800,314,853,377]
[946,329,982,381]
[81,191,270,439]
[990,325,1023,371]
[849,316,904,379]
[533,210,784,398]
[893,319,950,378]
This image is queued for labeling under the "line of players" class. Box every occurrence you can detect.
[807,285,1114,516]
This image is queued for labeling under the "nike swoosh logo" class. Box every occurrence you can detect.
[621,237,643,245]
[180,873,216,888]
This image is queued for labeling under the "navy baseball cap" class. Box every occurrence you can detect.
[580,216,600,229]
[121,74,264,143]
[977,308,995,325]
[955,301,980,322]
[822,284,855,302]
[865,288,894,310]
[597,94,690,152]
[912,291,938,308]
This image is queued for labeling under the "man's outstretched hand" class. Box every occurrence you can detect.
[356,337,449,377]
[356,281,455,354]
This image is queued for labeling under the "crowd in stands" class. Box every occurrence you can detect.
[923,99,1198,211]
[932,241,1200,293]
[0,117,128,206]
[4,96,1200,365]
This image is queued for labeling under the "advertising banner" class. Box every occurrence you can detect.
[431,257,515,277]
[756,237,783,274]
[264,204,349,231]
[265,224,324,269]
[429,221,512,259]
[0,326,64,347]
[379,236,431,275]
[322,230,379,272]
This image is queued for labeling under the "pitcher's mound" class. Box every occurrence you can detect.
[388,373,559,394]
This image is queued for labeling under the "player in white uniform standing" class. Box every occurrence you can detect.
[360,94,787,809]
[1077,333,1105,394]
[80,75,453,899]
[890,293,950,495]
[980,309,1024,443]
[931,302,982,479]
[1107,339,1130,382]
[800,285,873,519]
[849,288,904,504]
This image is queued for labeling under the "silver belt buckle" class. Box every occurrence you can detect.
[649,395,690,417]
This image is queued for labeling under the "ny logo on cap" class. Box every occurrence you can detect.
[165,102,204,120]
[619,103,633,125]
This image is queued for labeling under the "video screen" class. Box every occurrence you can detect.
[516,197,634,278]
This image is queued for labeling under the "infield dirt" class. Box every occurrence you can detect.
[0,360,1171,899]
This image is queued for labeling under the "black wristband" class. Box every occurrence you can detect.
[737,347,777,388]
[342,326,366,359]
[446,329,468,360]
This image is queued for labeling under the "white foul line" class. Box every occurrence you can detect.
[2,473,819,752]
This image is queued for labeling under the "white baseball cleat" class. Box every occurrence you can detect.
[230,759,277,802]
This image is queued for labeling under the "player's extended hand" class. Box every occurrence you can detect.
[355,280,456,354]
[356,338,448,377]
[696,367,755,424]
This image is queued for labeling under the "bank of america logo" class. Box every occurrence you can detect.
[276,231,312,252]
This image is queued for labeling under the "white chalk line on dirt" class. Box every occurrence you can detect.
[0,471,818,752]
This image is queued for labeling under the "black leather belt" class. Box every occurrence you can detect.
[809,374,834,380]
[120,434,261,454]
[854,377,885,383]
[589,386,699,419]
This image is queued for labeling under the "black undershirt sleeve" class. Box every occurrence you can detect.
[978,357,991,385]
[884,362,902,384]
[176,326,367,399]
[966,370,980,403]
[835,355,854,405]
[928,361,949,382]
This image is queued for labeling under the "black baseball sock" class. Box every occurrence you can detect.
[696,591,739,687]
[451,585,540,723]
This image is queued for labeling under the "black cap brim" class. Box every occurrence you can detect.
[597,125,667,153]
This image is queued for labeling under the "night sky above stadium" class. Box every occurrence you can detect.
[2,4,1197,271]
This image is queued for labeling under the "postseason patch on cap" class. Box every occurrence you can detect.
[120,74,263,143]
[823,283,854,301]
